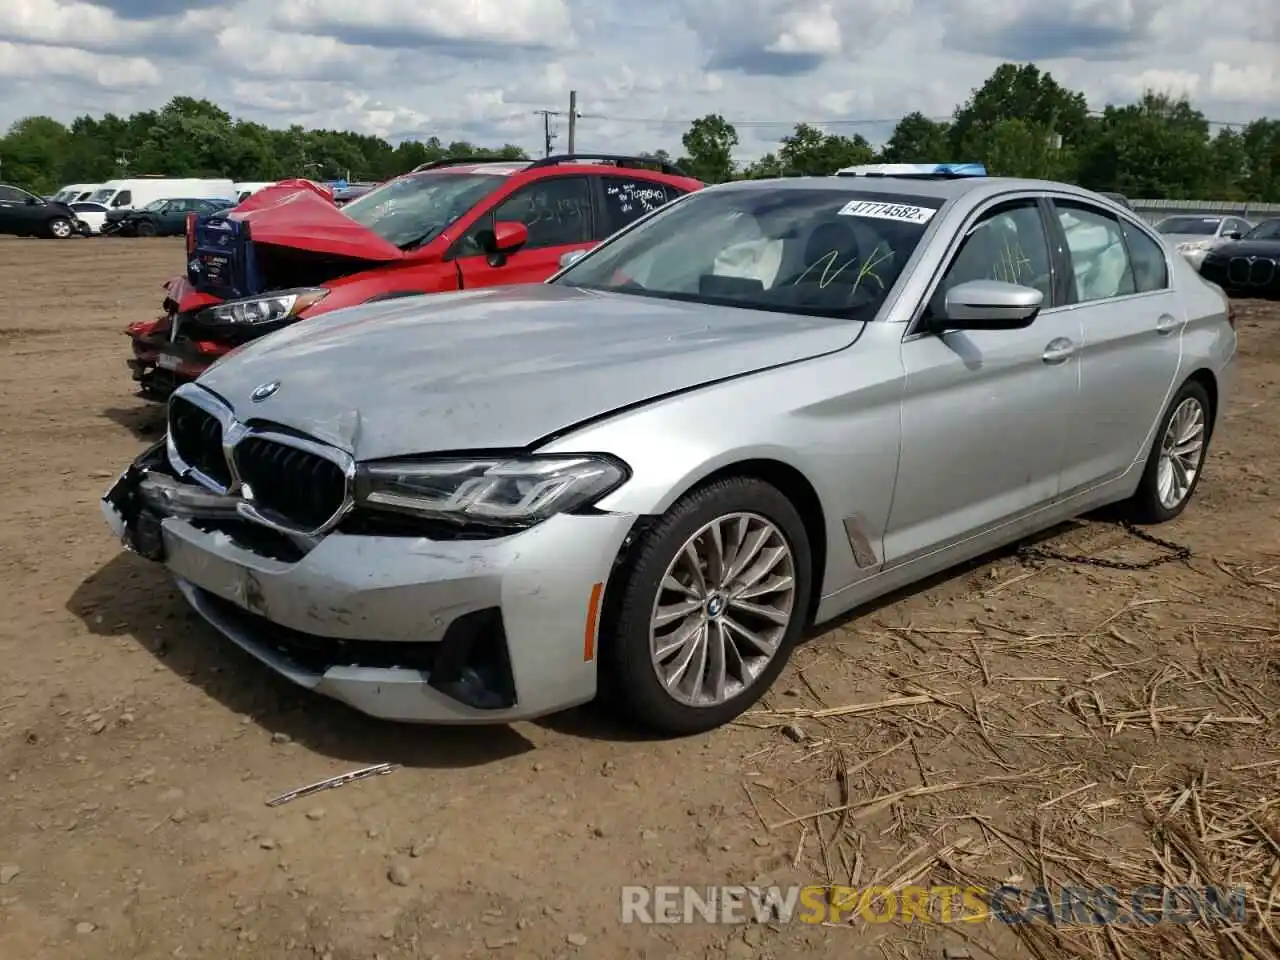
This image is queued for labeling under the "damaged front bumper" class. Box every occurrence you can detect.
[101,443,636,724]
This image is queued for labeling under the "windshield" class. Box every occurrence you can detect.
[340,172,505,248]
[1244,219,1280,241]
[1156,216,1221,236]
[142,199,168,211]
[553,186,942,318]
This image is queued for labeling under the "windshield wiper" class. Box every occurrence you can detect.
[397,225,444,250]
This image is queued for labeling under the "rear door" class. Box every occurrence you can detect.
[450,175,595,288]
[1049,197,1183,496]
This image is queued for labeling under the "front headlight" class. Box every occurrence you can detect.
[197,288,327,326]
[355,455,629,528]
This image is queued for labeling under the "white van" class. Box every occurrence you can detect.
[51,183,101,204]
[86,177,237,212]
[233,181,276,203]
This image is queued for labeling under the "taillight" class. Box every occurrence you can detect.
[185,213,196,254]
[1227,303,1236,329]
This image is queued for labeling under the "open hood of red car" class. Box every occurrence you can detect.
[229,183,404,261]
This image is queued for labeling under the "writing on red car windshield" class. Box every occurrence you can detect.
[340,172,504,248]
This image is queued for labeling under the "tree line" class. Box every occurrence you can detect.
[2,63,1276,202]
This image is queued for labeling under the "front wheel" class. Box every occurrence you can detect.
[47,217,73,239]
[135,220,157,238]
[601,476,812,735]
[1121,379,1213,524]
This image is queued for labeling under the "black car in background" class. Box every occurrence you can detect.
[1198,218,1280,298]
[0,183,83,239]
[102,197,236,237]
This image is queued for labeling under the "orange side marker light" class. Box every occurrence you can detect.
[583,582,604,662]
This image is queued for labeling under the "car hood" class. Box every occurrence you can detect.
[228,183,404,261]
[1206,239,1280,258]
[196,284,860,460]
[1161,233,1220,246]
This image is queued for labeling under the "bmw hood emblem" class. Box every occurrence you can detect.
[251,381,281,402]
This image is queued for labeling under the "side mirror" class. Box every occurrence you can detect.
[931,280,1043,332]
[1222,231,1241,241]
[558,249,587,269]
[480,220,527,255]
[25,196,40,206]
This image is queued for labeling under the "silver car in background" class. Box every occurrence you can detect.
[1155,213,1253,269]
[101,171,1236,735]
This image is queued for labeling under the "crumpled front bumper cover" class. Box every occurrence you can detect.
[100,443,636,724]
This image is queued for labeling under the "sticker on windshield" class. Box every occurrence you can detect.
[838,200,935,224]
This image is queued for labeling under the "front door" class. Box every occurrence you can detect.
[1050,199,1184,495]
[452,175,595,288]
[0,185,25,231]
[885,196,1081,565]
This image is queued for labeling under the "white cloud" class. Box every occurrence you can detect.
[0,0,1275,164]
[0,40,159,86]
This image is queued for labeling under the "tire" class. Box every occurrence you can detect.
[601,476,813,735]
[136,220,157,238]
[1120,379,1213,524]
[47,217,73,239]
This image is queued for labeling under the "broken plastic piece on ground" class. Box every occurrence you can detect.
[265,762,397,807]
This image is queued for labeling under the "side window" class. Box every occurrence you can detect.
[599,178,672,236]
[1120,221,1168,293]
[1054,201,1136,303]
[490,177,592,250]
[936,199,1054,305]
[0,186,24,202]
[112,190,132,208]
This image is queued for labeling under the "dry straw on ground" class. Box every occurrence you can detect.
[738,525,1278,959]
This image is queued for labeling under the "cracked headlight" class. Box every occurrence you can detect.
[197,288,327,326]
[355,455,628,528]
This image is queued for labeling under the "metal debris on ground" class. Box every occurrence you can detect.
[265,762,397,807]
[1017,521,1192,571]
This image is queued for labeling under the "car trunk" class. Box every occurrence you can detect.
[185,182,404,300]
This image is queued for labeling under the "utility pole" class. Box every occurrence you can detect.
[567,90,577,155]
[533,110,557,157]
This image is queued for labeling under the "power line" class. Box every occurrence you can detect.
[524,105,1261,131]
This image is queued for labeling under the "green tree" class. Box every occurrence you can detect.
[951,63,1090,180]
[678,114,738,183]
[879,113,952,162]
[1077,92,1214,198]
[776,123,874,175]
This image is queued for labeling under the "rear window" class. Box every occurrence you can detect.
[599,177,676,235]
[340,172,504,248]
[1156,216,1220,236]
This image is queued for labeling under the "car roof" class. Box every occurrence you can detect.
[706,174,1141,207]
[414,156,700,187]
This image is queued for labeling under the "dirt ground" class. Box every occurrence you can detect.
[0,236,1276,960]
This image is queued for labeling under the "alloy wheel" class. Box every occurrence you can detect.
[648,512,797,708]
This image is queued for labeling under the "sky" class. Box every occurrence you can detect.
[0,0,1276,162]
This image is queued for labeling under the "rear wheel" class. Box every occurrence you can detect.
[1120,379,1212,524]
[136,220,157,238]
[601,476,812,735]
[47,217,73,239]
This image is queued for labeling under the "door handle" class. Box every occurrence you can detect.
[1042,338,1076,365]
[1155,313,1180,335]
